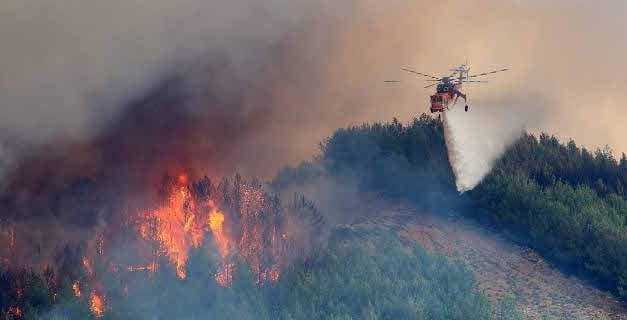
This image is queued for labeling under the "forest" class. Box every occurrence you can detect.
[303,115,627,300]
[3,114,627,318]
[0,172,505,319]
[470,133,627,298]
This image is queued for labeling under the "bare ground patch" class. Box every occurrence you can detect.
[351,205,627,319]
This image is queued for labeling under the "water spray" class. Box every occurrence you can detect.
[443,101,524,192]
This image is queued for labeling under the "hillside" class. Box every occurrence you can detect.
[276,115,627,316]
[3,115,627,319]
[353,204,626,319]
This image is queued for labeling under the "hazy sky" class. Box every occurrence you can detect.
[2,0,627,178]
[322,0,627,154]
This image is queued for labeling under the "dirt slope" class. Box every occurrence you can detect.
[352,204,627,319]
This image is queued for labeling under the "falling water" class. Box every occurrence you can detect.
[443,101,524,192]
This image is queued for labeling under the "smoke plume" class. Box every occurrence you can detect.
[0,0,353,272]
[3,0,627,186]
[1,0,624,271]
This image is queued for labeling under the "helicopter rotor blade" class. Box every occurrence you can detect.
[468,68,508,78]
[424,83,437,89]
[401,67,441,80]
[384,80,401,83]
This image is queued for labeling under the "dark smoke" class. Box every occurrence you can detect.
[0,51,307,268]
[0,0,364,279]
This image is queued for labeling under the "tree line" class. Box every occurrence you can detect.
[312,116,627,300]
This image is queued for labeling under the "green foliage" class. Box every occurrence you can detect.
[468,133,627,298]
[321,116,453,194]
[273,229,491,320]
[495,295,524,320]
[315,117,627,300]
[274,115,459,211]
[470,162,627,298]
[494,133,627,198]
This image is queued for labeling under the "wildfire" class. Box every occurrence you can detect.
[207,208,235,285]
[8,306,22,318]
[90,291,105,318]
[208,210,229,258]
[237,185,284,284]
[72,281,81,297]
[132,174,289,286]
[215,263,234,287]
[265,265,281,283]
[1,226,16,267]
[138,182,202,279]
[82,257,94,277]
[177,173,189,185]
[0,173,308,320]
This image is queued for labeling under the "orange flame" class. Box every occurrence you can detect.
[3,173,297,318]
[208,210,229,258]
[208,209,234,286]
[138,179,208,279]
[8,306,22,318]
[177,174,189,185]
[135,174,286,286]
[142,186,191,278]
[89,291,105,318]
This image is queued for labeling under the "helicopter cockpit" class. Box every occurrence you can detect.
[436,82,454,93]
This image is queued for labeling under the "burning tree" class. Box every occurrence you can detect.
[135,173,325,286]
[0,171,326,319]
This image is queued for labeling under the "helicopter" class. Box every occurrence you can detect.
[388,64,508,113]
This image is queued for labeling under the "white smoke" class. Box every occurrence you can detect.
[443,100,525,192]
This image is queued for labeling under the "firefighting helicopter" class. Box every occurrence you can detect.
[387,64,508,113]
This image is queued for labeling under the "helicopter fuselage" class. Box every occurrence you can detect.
[430,82,464,113]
